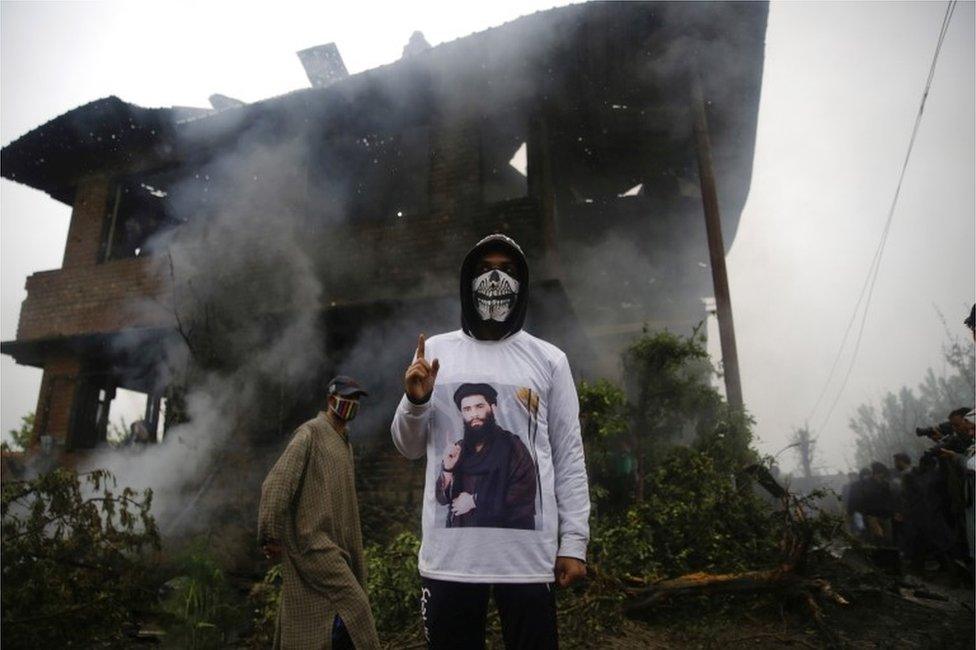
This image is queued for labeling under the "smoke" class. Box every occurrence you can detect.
[66,2,771,540]
[80,131,326,537]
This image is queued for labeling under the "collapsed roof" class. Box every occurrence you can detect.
[1,2,767,243]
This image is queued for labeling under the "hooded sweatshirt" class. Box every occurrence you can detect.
[390,234,590,583]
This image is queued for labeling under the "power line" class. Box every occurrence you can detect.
[808,1,958,427]
[809,0,958,433]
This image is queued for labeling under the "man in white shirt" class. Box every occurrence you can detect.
[390,234,589,649]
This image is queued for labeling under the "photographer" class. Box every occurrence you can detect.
[936,408,975,562]
[915,421,957,449]
[948,407,975,438]
[917,418,973,563]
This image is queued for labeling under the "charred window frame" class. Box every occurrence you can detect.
[480,113,528,204]
[100,166,205,262]
[69,376,166,449]
[307,126,431,224]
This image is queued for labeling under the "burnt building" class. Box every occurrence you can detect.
[2,2,767,457]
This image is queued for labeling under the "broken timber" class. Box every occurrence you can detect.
[623,463,849,645]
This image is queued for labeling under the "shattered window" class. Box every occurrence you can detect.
[480,113,528,203]
[308,126,430,224]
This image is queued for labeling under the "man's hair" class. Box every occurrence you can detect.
[893,452,911,465]
[453,383,498,410]
[948,407,972,419]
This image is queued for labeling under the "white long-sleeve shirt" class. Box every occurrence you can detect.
[391,329,590,583]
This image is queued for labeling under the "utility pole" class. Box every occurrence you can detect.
[691,69,744,410]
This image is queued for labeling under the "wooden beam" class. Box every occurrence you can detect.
[690,70,744,410]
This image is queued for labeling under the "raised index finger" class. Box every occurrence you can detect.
[416,333,426,360]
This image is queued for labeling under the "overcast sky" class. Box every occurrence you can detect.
[1,1,973,472]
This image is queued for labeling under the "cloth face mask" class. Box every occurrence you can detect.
[330,396,360,422]
[472,269,520,322]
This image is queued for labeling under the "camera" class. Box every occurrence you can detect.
[916,422,953,438]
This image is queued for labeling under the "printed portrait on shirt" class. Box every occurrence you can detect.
[430,382,543,531]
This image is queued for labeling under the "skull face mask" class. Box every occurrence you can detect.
[472,269,520,322]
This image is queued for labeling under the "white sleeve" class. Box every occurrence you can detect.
[391,394,432,461]
[548,353,590,561]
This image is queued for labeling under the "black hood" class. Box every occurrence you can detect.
[460,234,529,340]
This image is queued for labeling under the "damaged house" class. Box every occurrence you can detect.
[1,2,766,489]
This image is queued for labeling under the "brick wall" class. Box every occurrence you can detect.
[18,257,171,341]
[17,119,547,343]
[32,355,82,447]
[62,177,111,269]
[13,117,549,462]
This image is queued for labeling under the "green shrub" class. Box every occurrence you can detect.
[248,563,282,648]
[365,531,423,642]
[1,412,35,451]
[1,468,160,648]
[159,539,244,649]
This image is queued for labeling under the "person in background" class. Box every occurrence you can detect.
[891,453,912,549]
[259,376,380,650]
[948,407,975,438]
[859,462,895,545]
[937,409,975,565]
[841,472,862,536]
[902,454,954,572]
[846,467,871,538]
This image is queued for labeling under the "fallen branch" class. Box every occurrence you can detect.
[625,568,841,613]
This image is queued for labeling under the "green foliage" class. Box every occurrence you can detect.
[1,412,35,452]
[365,531,423,642]
[358,498,418,546]
[579,331,772,581]
[692,400,758,470]
[579,330,757,506]
[591,446,777,579]
[248,563,282,649]
[578,379,631,510]
[623,329,716,451]
[1,467,160,648]
[159,539,244,649]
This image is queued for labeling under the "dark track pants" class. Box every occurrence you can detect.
[421,577,558,650]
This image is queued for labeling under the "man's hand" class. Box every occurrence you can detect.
[262,541,282,560]
[554,557,586,588]
[452,492,476,516]
[443,442,461,471]
[404,334,440,403]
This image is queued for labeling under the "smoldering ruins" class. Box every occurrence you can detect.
[1,3,765,546]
